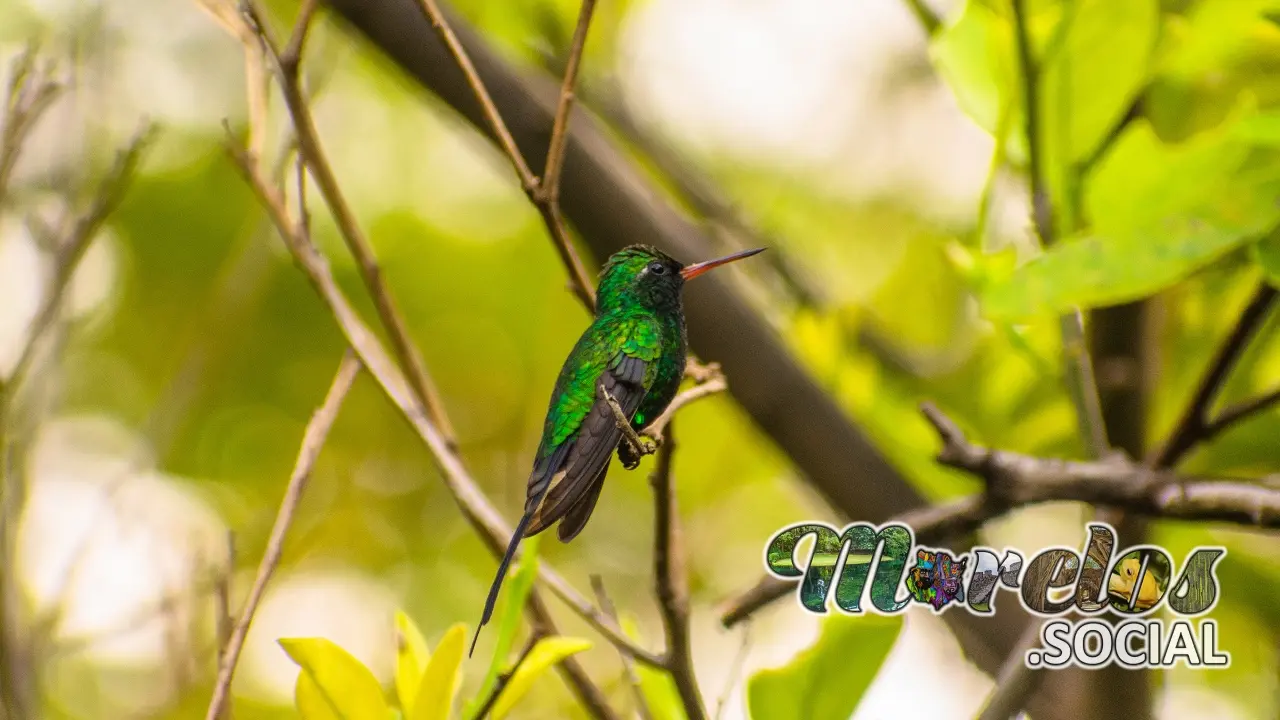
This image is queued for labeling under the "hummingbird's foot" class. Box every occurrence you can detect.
[602,386,658,468]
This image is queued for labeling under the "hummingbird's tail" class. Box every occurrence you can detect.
[469,508,535,658]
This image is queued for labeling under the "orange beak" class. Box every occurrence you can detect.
[679,247,766,281]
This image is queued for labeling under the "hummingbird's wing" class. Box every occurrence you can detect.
[526,352,649,538]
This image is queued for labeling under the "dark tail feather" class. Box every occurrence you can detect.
[470,509,534,658]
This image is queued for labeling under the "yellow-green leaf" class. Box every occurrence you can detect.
[747,615,902,720]
[280,637,390,720]
[409,623,467,720]
[296,670,342,720]
[396,611,432,715]
[490,637,592,720]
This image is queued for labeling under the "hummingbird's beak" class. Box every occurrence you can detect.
[680,247,766,281]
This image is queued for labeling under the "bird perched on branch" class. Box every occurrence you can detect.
[469,244,764,655]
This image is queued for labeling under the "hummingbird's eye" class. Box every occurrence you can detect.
[648,262,667,275]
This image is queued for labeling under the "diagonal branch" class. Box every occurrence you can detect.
[241,0,460,449]
[2,121,155,396]
[0,47,63,211]
[1149,283,1278,468]
[409,0,596,310]
[204,351,362,720]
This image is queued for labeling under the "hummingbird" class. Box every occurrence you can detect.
[469,244,764,655]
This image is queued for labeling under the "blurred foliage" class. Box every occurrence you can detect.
[1,0,1280,718]
[746,615,901,720]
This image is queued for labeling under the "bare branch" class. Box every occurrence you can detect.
[241,0,461,449]
[205,351,362,720]
[720,401,1280,628]
[0,46,63,210]
[1149,283,1278,468]
[713,622,752,720]
[642,372,726,440]
[408,0,596,310]
[650,424,707,720]
[540,0,596,206]
[3,121,155,395]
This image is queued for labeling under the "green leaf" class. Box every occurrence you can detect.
[746,615,902,720]
[930,0,1022,155]
[983,216,1276,318]
[396,611,432,715]
[409,623,467,720]
[1039,0,1157,167]
[280,637,390,720]
[464,536,541,719]
[983,108,1280,318]
[489,637,593,719]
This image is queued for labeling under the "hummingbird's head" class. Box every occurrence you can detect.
[596,244,765,315]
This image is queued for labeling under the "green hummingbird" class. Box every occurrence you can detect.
[470,244,764,655]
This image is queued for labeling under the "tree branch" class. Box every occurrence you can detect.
[650,423,707,720]
[224,127,660,675]
[1149,283,1278,468]
[409,0,596,310]
[0,46,63,211]
[719,402,1280,627]
[242,0,461,449]
[204,351,362,720]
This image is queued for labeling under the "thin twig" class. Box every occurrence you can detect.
[241,0,460,449]
[409,0,596,310]
[591,576,654,720]
[473,631,543,720]
[642,373,726,440]
[1149,283,1278,468]
[650,423,707,720]
[214,533,235,719]
[1204,386,1280,441]
[713,622,751,720]
[204,352,362,720]
[0,47,63,211]
[540,0,596,206]
[3,122,154,394]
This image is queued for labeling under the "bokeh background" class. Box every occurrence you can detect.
[1,0,1279,718]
